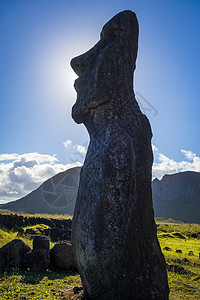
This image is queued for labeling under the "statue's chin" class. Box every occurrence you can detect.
[72,103,85,124]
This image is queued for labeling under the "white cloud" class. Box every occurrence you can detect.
[0,152,81,202]
[63,139,72,148]
[63,140,89,164]
[153,148,200,180]
[181,149,196,161]
[0,154,19,161]
[76,145,87,154]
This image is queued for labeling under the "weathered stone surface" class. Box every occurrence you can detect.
[33,235,49,252]
[23,248,50,271]
[71,10,169,300]
[23,235,50,271]
[50,241,76,270]
[0,239,31,268]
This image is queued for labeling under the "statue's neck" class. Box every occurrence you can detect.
[84,92,141,138]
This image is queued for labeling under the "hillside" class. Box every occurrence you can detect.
[152,171,200,223]
[2,169,200,223]
[1,167,81,215]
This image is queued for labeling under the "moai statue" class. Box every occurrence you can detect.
[71,10,169,300]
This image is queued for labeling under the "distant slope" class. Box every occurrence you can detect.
[1,167,81,215]
[152,171,200,223]
[2,169,200,222]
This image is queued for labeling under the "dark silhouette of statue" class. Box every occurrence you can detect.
[71,10,169,300]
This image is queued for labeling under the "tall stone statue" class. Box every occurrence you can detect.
[71,10,169,300]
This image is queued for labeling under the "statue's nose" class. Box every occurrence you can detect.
[70,53,93,76]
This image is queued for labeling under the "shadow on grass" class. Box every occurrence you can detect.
[0,267,79,284]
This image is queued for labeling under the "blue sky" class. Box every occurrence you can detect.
[0,0,200,202]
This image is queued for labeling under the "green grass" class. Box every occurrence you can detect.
[23,224,51,237]
[0,215,199,299]
[0,269,82,299]
[0,208,72,220]
[157,220,200,299]
[0,229,33,249]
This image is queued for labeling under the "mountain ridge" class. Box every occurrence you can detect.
[152,171,200,223]
[1,167,81,215]
[2,169,200,223]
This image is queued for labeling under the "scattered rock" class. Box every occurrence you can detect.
[50,241,76,270]
[73,286,82,294]
[163,246,171,251]
[170,258,191,265]
[0,239,31,268]
[172,258,191,265]
[172,281,194,289]
[182,258,191,264]
[167,264,185,274]
[171,259,182,264]
[188,251,194,256]
[167,264,196,276]
[172,232,186,239]
[176,249,182,253]
[183,270,196,276]
[191,233,198,238]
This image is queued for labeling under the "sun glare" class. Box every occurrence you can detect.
[30,34,95,107]
[42,50,78,101]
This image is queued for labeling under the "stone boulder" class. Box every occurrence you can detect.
[50,241,76,270]
[23,235,50,271]
[33,235,49,252]
[0,239,30,268]
[23,248,50,271]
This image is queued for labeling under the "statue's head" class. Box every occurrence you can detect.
[71,10,139,124]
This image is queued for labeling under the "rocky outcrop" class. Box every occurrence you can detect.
[1,167,81,215]
[71,10,169,300]
[152,171,200,223]
[50,241,76,270]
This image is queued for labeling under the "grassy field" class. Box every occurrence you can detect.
[0,214,199,299]
[0,208,72,220]
[156,220,200,299]
[0,269,82,299]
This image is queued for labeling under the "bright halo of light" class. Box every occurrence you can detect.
[37,47,78,102]
[30,34,93,107]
